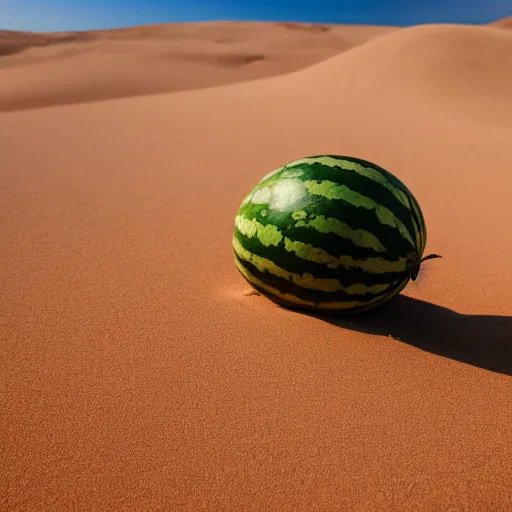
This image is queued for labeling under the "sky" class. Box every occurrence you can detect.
[1,0,511,32]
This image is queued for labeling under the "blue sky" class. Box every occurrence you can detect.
[1,0,511,32]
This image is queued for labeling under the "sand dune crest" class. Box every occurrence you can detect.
[0,21,397,111]
[488,15,512,28]
[284,23,512,127]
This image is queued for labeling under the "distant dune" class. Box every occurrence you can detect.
[0,21,397,111]
[1,17,509,112]
[488,15,512,28]
[281,23,512,128]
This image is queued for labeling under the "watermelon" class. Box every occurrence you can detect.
[232,155,441,315]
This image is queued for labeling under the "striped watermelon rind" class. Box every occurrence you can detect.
[232,155,441,315]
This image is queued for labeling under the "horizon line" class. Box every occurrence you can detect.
[1,15,508,35]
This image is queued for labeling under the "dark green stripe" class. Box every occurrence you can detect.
[321,155,427,252]
[234,227,407,287]
[284,160,418,247]
[410,194,426,252]
[305,155,415,203]
[239,196,412,260]
[235,252,404,305]
[238,203,396,260]
[258,282,399,316]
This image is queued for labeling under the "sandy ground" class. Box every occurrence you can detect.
[1,18,512,512]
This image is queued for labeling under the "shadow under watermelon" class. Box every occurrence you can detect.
[308,295,512,376]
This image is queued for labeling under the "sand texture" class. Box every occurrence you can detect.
[1,18,512,512]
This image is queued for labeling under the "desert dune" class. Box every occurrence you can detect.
[488,15,512,28]
[274,23,512,128]
[0,21,397,111]
[1,17,512,512]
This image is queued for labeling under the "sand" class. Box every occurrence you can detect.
[0,21,397,112]
[1,18,512,512]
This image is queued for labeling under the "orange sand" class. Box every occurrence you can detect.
[1,18,512,512]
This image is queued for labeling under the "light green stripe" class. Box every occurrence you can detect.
[288,156,412,211]
[234,215,283,247]
[235,257,315,307]
[283,238,406,274]
[292,211,387,253]
[235,215,407,274]
[303,180,415,248]
[233,236,393,295]
[235,256,408,311]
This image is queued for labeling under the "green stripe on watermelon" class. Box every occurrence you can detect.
[244,174,415,249]
[233,251,402,305]
[234,218,408,274]
[283,157,418,238]
[234,252,410,313]
[239,184,413,258]
[237,206,403,261]
[287,155,413,210]
[233,237,396,296]
[233,228,407,286]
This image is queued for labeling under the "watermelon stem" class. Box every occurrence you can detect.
[409,253,442,281]
[420,254,442,263]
